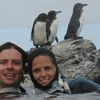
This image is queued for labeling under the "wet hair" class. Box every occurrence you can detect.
[0,42,27,93]
[28,48,58,90]
[0,42,27,72]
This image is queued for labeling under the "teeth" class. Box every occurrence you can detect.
[41,79,48,82]
[4,74,15,76]
[40,79,48,81]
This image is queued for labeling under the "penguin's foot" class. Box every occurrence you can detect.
[72,36,83,39]
[42,45,52,50]
[77,36,83,39]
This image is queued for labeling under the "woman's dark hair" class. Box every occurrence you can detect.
[28,48,58,90]
[0,42,27,72]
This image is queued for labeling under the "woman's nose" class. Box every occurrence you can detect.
[41,69,46,76]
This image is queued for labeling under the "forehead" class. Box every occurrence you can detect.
[0,48,22,59]
[32,55,55,66]
[33,55,51,62]
[32,55,56,69]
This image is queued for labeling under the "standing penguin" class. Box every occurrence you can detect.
[31,13,48,48]
[46,10,62,46]
[64,3,87,40]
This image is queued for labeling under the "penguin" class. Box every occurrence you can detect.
[64,3,87,40]
[58,67,71,94]
[46,10,62,46]
[31,13,48,48]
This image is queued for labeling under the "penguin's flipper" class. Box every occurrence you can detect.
[30,17,37,42]
[55,36,59,43]
[65,19,80,39]
[46,18,51,40]
[31,18,39,48]
[46,29,51,41]
[19,85,26,94]
[30,24,34,42]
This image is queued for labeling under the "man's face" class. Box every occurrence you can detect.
[0,48,23,88]
[32,55,56,86]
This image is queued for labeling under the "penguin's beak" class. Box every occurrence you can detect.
[56,11,62,14]
[82,4,88,7]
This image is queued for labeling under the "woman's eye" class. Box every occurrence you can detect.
[32,68,40,73]
[45,66,52,70]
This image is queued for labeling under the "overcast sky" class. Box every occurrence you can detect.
[0,0,100,50]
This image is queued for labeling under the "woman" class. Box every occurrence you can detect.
[27,48,100,95]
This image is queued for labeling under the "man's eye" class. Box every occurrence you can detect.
[0,60,6,64]
[13,61,22,65]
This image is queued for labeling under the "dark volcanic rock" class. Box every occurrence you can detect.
[51,38,100,80]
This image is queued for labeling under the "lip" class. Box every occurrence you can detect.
[41,79,48,82]
[4,73,16,76]
[40,78,49,84]
[3,73,16,79]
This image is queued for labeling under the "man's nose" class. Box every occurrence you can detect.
[7,61,13,68]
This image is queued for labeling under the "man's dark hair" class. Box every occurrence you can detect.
[0,42,27,93]
[0,42,27,70]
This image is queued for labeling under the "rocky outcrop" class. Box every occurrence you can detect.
[51,38,100,80]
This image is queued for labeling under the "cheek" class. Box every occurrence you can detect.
[0,67,4,71]
[14,67,23,75]
[52,67,56,76]
[32,73,39,80]
[16,68,23,79]
[0,65,7,70]
[15,65,23,71]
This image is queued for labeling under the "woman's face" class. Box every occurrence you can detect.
[32,55,56,86]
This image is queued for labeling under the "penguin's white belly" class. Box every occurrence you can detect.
[76,15,85,36]
[49,19,58,43]
[34,22,47,45]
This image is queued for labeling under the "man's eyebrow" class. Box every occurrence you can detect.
[12,59,23,62]
[0,59,22,61]
[0,59,7,61]
[12,59,22,61]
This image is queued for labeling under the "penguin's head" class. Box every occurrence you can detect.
[36,13,47,22]
[73,3,87,16]
[74,3,88,12]
[48,10,62,20]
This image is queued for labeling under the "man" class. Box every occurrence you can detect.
[0,42,27,99]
